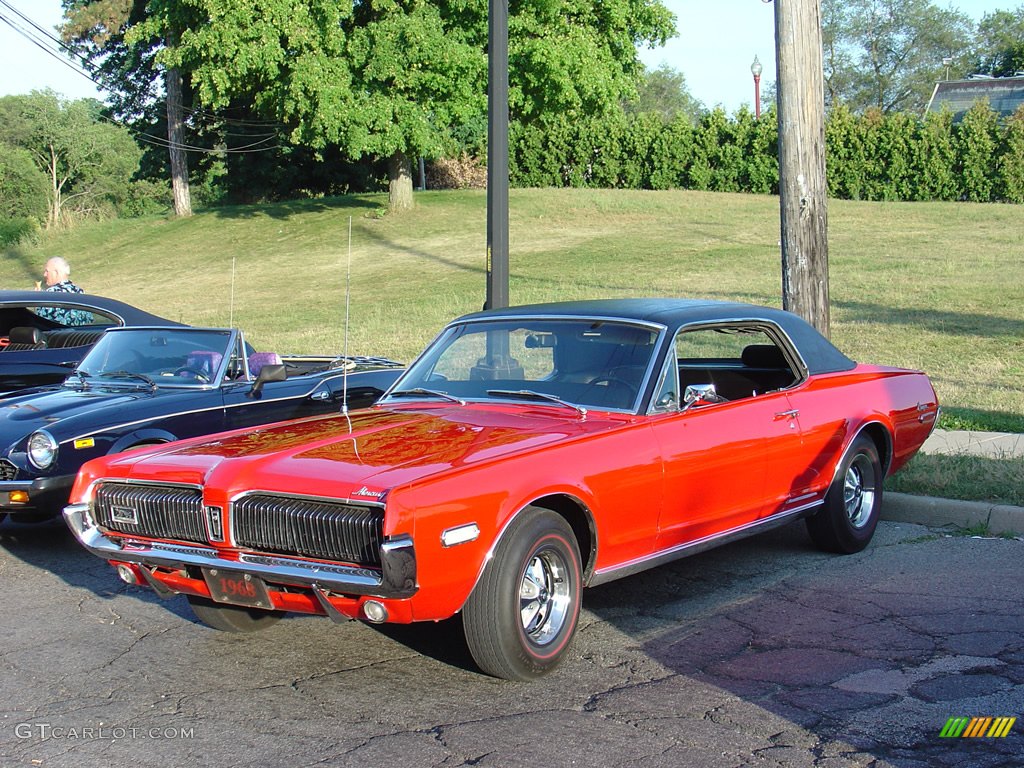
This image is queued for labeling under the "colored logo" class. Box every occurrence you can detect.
[940,717,1016,738]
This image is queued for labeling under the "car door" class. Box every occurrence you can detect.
[649,324,805,549]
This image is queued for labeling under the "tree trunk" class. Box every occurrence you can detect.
[775,0,830,338]
[47,145,61,230]
[388,151,414,212]
[166,66,192,218]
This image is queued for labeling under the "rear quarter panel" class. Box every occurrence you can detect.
[788,365,938,499]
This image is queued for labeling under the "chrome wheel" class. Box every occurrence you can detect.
[806,434,883,554]
[463,506,582,680]
[844,454,876,529]
[520,547,572,646]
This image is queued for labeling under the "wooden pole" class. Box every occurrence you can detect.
[775,0,829,337]
[485,0,509,312]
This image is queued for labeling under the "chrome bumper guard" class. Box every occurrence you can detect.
[63,502,417,599]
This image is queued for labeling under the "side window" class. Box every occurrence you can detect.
[675,325,798,402]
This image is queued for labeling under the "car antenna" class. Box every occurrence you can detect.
[229,256,236,328]
[341,216,352,430]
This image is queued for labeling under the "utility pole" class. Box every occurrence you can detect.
[774,0,829,337]
[485,0,509,312]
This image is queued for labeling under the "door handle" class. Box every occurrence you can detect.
[774,409,799,421]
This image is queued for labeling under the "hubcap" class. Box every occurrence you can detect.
[519,547,572,646]
[844,454,876,529]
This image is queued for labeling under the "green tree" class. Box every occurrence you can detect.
[972,7,1024,78]
[120,0,672,212]
[0,145,49,221]
[625,64,704,124]
[956,102,1001,202]
[0,91,141,228]
[998,106,1024,203]
[822,0,974,113]
[63,0,202,217]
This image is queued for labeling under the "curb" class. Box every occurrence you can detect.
[882,492,1024,536]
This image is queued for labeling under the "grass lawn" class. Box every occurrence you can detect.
[4,188,1022,431]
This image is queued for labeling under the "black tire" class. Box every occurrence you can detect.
[462,506,582,681]
[806,433,883,554]
[187,595,283,633]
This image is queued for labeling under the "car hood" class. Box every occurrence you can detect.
[0,385,181,446]
[108,404,629,499]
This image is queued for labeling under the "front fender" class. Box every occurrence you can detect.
[109,428,176,455]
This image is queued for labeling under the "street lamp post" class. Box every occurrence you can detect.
[751,55,763,119]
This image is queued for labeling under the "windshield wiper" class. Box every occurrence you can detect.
[99,371,156,388]
[388,388,466,405]
[486,389,587,417]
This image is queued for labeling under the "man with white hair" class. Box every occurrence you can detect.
[33,257,91,326]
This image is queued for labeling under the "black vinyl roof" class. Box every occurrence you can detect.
[458,298,856,375]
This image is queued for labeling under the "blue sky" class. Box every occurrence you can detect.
[0,0,1019,111]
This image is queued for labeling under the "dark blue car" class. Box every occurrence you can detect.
[0,326,402,522]
[0,290,182,394]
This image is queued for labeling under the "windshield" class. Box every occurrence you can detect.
[74,328,236,387]
[387,318,660,412]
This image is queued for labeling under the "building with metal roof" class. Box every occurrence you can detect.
[925,75,1024,121]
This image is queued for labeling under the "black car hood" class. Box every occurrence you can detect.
[0,385,195,448]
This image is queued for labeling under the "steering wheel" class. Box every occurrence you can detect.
[585,376,635,406]
[587,375,633,391]
[174,367,211,383]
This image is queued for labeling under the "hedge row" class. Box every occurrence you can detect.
[508,103,1024,204]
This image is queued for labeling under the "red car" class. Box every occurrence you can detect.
[65,299,938,680]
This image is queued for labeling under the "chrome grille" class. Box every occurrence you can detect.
[0,460,17,481]
[232,494,384,567]
[93,482,206,543]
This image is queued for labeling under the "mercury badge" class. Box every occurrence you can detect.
[352,486,384,500]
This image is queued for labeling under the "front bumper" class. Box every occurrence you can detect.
[0,475,75,518]
[63,502,418,600]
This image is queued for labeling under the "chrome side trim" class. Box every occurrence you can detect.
[63,502,417,599]
[588,501,821,587]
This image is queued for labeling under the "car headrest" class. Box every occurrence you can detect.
[184,350,223,378]
[9,326,44,346]
[248,352,283,378]
[741,344,788,369]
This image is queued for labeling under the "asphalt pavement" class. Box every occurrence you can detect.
[1,514,1022,768]
[883,430,1024,536]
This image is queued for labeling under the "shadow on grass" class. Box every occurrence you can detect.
[4,245,42,286]
[938,406,1024,434]
[833,298,1021,338]
[208,195,380,221]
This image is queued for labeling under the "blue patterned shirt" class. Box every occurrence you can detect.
[35,281,93,326]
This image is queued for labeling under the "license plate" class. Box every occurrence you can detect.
[203,568,273,609]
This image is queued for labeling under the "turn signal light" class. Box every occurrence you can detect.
[8,491,29,504]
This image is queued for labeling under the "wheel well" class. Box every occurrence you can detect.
[528,494,596,581]
[859,422,893,474]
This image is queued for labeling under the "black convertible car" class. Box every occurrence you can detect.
[0,290,181,393]
[0,325,402,522]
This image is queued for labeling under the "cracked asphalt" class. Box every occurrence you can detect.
[1,515,1021,768]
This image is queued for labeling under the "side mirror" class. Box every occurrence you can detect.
[249,363,286,397]
[682,383,727,410]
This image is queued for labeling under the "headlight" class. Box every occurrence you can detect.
[27,431,58,470]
